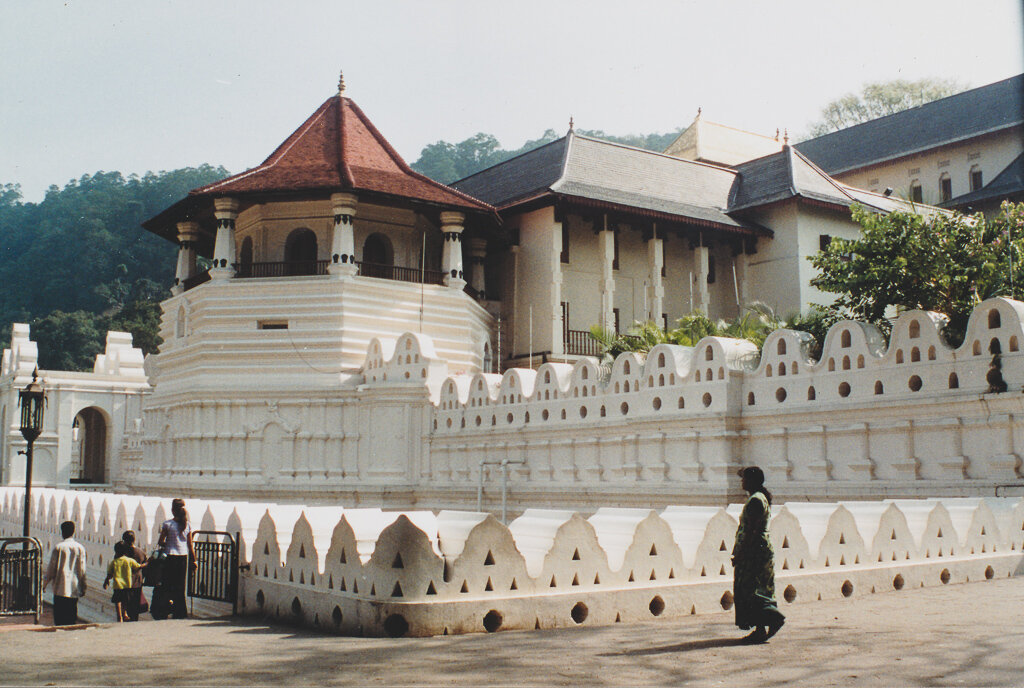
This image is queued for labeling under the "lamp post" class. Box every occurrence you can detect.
[18,370,45,539]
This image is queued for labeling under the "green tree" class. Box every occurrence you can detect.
[810,202,1024,345]
[805,78,968,138]
[30,310,106,371]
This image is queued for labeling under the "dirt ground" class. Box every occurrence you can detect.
[1,576,1022,687]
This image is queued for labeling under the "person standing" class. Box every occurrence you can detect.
[121,530,147,621]
[42,521,88,626]
[731,466,785,644]
[157,498,197,619]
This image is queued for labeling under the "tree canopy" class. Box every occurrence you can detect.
[811,202,1024,345]
[804,78,968,138]
[0,165,229,369]
[412,128,681,184]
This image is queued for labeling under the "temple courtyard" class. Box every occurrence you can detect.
[1,576,1021,687]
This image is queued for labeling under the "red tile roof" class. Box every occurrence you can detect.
[190,96,492,212]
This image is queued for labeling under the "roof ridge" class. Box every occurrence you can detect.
[571,133,738,174]
[452,136,569,186]
[790,146,858,203]
[193,98,335,195]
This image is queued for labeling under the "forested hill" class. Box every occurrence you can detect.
[411,128,682,184]
[0,166,228,369]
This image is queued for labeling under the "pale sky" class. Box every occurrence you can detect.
[2,0,1022,202]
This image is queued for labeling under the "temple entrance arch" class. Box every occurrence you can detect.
[284,228,318,275]
[362,233,394,279]
[70,407,108,484]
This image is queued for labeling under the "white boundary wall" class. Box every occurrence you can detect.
[2,487,1021,636]
[126,298,1024,508]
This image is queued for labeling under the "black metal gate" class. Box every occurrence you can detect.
[0,537,43,623]
[188,531,239,615]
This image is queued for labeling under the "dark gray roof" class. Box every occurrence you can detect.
[454,132,754,231]
[729,147,855,211]
[945,151,1024,208]
[795,74,1024,175]
[452,138,568,207]
[728,146,930,216]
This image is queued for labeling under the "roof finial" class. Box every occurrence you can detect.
[783,128,789,145]
[775,128,780,141]
[696,106,702,119]
[338,71,346,97]
[568,115,574,133]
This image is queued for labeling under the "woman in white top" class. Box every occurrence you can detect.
[157,498,198,619]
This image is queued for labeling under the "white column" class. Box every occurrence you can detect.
[599,221,615,332]
[441,211,466,289]
[469,237,487,298]
[734,249,749,315]
[647,231,664,323]
[693,243,710,315]
[172,221,200,295]
[210,197,239,281]
[550,218,564,356]
[329,192,358,277]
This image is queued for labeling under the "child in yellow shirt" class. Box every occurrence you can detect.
[103,541,145,622]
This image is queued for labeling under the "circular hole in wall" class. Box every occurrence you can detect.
[985,565,995,580]
[291,597,303,617]
[892,574,905,590]
[542,409,549,421]
[483,610,503,632]
[332,606,343,627]
[908,375,923,392]
[620,402,629,415]
[384,614,410,637]
[940,568,951,584]
[783,585,797,603]
[702,393,712,408]
[570,602,588,624]
[776,387,787,402]
[653,397,662,410]
[506,413,513,424]
[579,406,588,419]
[649,595,665,616]
[720,591,734,610]
[841,580,854,597]
[838,382,851,398]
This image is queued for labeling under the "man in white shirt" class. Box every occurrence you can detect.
[42,521,88,626]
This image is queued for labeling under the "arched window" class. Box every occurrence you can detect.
[284,228,318,275]
[969,165,983,192]
[238,237,254,277]
[909,180,923,203]
[70,408,108,484]
[938,173,952,203]
[362,233,394,279]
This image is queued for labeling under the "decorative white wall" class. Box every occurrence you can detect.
[3,486,1020,636]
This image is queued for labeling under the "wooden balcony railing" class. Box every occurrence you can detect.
[356,261,446,285]
[564,330,642,357]
[234,260,330,278]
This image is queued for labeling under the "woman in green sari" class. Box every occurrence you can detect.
[732,466,785,644]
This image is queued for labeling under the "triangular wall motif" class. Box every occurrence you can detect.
[649,544,658,556]
[571,574,579,586]
[460,581,470,593]
[340,548,347,564]
[549,576,557,588]
[571,548,581,561]
[426,581,437,595]
[264,543,270,555]
[628,570,635,582]
[593,573,601,585]
[369,584,376,596]
[391,581,403,598]
[485,577,494,591]
[509,578,518,591]
[484,550,495,566]
[392,552,404,569]
[340,578,347,591]
[782,536,790,549]
[299,544,306,558]
[719,541,727,552]
[839,533,845,545]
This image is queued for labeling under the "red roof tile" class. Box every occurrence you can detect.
[190,96,492,212]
